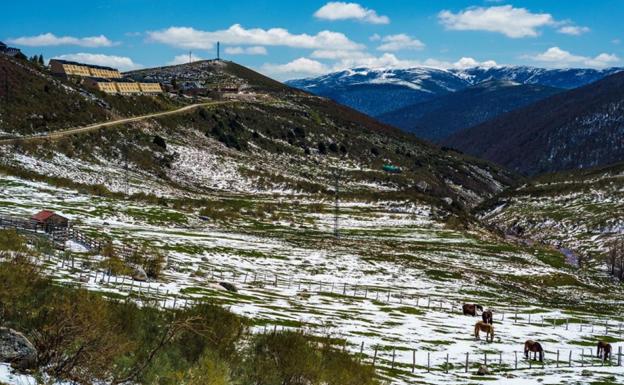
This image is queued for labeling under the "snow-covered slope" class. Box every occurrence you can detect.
[286,66,623,117]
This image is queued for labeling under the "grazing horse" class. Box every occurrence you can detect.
[463,304,483,316]
[474,321,494,342]
[482,309,493,324]
[597,341,612,361]
[524,340,544,362]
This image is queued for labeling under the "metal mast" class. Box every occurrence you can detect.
[333,169,340,238]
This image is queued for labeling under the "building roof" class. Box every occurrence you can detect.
[31,210,58,222]
[49,59,117,71]
[0,41,6,49]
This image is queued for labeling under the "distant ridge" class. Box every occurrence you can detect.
[377,80,562,141]
[287,66,623,117]
[442,71,624,175]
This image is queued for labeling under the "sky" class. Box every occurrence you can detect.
[1,0,623,80]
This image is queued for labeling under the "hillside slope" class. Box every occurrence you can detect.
[443,71,624,175]
[477,162,624,260]
[377,80,561,141]
[0,55,184,136]
[0,60,517,210]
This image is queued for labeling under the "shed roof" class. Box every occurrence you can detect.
[31,210,65,222]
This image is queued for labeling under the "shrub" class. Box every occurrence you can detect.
[0,229,27,252]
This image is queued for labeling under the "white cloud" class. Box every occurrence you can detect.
[261,57,329,79]
[310,49,370,59]
[52,53,141,71]
[451,57,498,69]
[167,53,204,65]
[262,53,501,80]
[148,24,364,51]
[376,34,425,51]
[334,53,420,69]
[530,47,619,69]
[438,5,554,38]
[224,46,267,55]
[314,2,389,24]
[9,33,114,47]
[557,25,590,35]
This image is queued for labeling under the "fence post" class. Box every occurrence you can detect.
[343,283,346,295]
[515,310,518,324]
[556,350,559,368]
[581,350,584,367]
[372,346,378,367]
[465,352,469,372]
[445,353,449,373]
[618,346,622,366]
[412,349,416,373]
[484,352,487,366]
[391,348,396,369]
[528,313,531,324]
[541,315,544,327]
[514,351,518,370]
[427,352,430,372]
[566,318,569,330]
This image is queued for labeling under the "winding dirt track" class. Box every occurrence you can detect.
[0,101,231,145]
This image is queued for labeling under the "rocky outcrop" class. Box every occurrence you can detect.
[132,266,148,282]
[0,327,37,370]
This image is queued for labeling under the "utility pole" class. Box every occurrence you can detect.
[124,144,129,197]
[189,50,192,64]
[333,168,340,239]
[217,41,220,60]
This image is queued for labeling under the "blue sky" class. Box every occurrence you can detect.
[2,0,622,79]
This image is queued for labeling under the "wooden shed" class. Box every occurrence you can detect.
[31,210,69,231]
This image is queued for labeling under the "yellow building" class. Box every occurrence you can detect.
[83,77,118,94]
[139,82,163,94]
[89,67,122,79]
[115,81,142,95]
[50,59,121,79]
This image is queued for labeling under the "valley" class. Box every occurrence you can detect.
[0,53,623,385]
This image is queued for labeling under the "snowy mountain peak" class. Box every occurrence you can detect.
[286,65,623,117]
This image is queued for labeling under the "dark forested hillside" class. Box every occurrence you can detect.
[377,80,562,141]
[443,71,624,175]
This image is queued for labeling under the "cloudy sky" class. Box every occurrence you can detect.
[2,0,622,80]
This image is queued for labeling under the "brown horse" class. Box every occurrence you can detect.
[474,321,494,342]
[524,340,544,362]
[597,341,612,361]
[482,309,493,324]
[463,303,483,316]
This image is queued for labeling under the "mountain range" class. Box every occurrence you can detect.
[286,66,623,118]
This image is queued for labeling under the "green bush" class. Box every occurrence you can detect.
[0,229,27,252]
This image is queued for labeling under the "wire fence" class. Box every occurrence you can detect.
[3,215,624,377]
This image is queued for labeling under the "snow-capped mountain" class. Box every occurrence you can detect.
[286,66,623,117]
